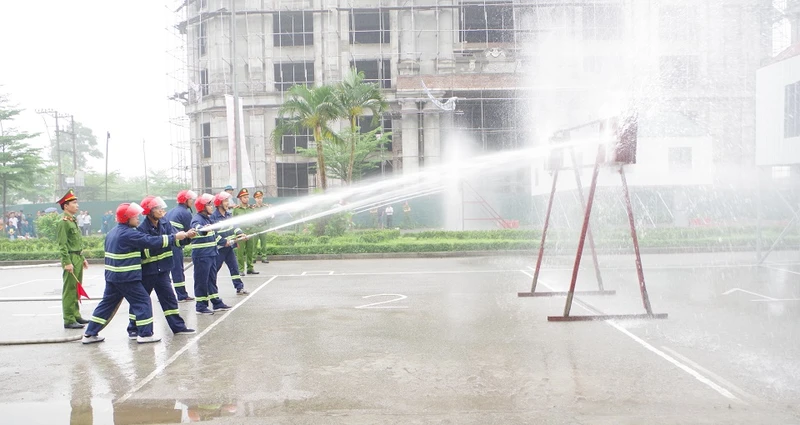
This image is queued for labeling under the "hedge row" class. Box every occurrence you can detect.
[1,235,796,261]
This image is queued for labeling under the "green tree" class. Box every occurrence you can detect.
[296,128,389,182]
[0,94,49,216]
[334,69,388,184]
[48,119,103,174]
[273,84,342,191]
[146,169,186,197]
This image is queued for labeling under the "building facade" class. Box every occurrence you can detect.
[171,0,772,197]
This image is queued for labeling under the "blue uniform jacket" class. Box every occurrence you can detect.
[138,217,188,276]
[211,209,243,248]
[166,204,192,232]
[190,212,227,257]
[105,224,177,283]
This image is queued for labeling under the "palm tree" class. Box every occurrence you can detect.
[273,84,342,191]
[335,69,388,184]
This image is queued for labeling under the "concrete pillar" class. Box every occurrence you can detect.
[320,0,340,83]
[401,100,420,174]
[399,9,419,75]
[423,102,441,166]
[437,0,455,74]
[439,110,454,162]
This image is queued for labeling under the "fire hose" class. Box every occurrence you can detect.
[0,262,194,346]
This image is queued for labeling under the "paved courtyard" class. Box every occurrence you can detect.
[0,252,799,424]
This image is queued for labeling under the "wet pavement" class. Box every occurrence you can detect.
[0,252,799,424]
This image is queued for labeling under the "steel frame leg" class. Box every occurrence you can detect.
[528,168,559,294]
[619,166,653,314]
[569,148,604,291]
[562,147,602,316]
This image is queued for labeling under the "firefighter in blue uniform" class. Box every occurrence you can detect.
[166,189,197,302]
[211,192,249,295]
[82,202,189,344]
[125,195,197,339]
[190,193,233,315]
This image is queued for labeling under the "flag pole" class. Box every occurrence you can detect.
[105,131,110,202]
[143,139,149,193]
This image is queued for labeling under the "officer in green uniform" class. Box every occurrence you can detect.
[253,191,270,264]
[56,189,88,329]
[233,188,259,275]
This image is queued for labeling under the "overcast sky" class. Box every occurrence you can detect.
[0,0,181,177]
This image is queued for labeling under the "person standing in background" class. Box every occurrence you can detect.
[385,205,394,229]
[83,211,92,236]
[76,211,85,236]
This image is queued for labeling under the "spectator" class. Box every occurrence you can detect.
[76,211,85,235]
[83,211,92,236]
[385,205,394,229]
[101,210,112,234]
[8,213,18,231]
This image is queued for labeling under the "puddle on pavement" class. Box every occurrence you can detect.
[1,399,239,424]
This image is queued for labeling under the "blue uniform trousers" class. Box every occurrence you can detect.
[127,272,188,335]
[170,247,191,300]
[193,254,224,311]
[85,280,154,337]
[216,247,244,291]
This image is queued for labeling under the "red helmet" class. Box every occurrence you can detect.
[176,189,198,205]
[194,193,214,211]
[115,202,144,224]
[213,191,231,207]
[140,196,167,216]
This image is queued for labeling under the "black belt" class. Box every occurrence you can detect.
[69,251,83,255]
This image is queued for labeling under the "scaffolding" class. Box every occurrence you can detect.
[167,0,770,206]
[166,0,192,188]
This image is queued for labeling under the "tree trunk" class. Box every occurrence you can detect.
[347,116,356,185]
[2,180,6,219]
[314,126,327,191]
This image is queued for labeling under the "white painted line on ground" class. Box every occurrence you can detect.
[750,298,800,302]
[761,265,800,276]
[355,294,408,309]
[300,271,335,276]
[0,278,59,291]
[722,288,777,301]
[0,263,61,270]
[658,345,760,404]
[762,260,800,266]
[532,264,760,271]
[519,270,742,404]
[115,275,279,405]
[280,269,523,277]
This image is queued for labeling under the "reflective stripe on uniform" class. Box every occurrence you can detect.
[195,295,209,302]
[163,309,179,316]
[170,221,184,229]
[162,235,169,248]
[193,241,216,249]
[141,251,173,264]
[105,264,142,273]
[129,314,136,320]
[105,252,140,260]
[230,275,241,280]
[90,316,107,325]
[209,293,220,299]
[135,317,154,326]
[173,281,186,288]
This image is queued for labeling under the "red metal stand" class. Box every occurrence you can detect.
[518,146,614,298]
[547,148,667,322]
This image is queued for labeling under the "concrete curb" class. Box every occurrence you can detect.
[0,245,773,268]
